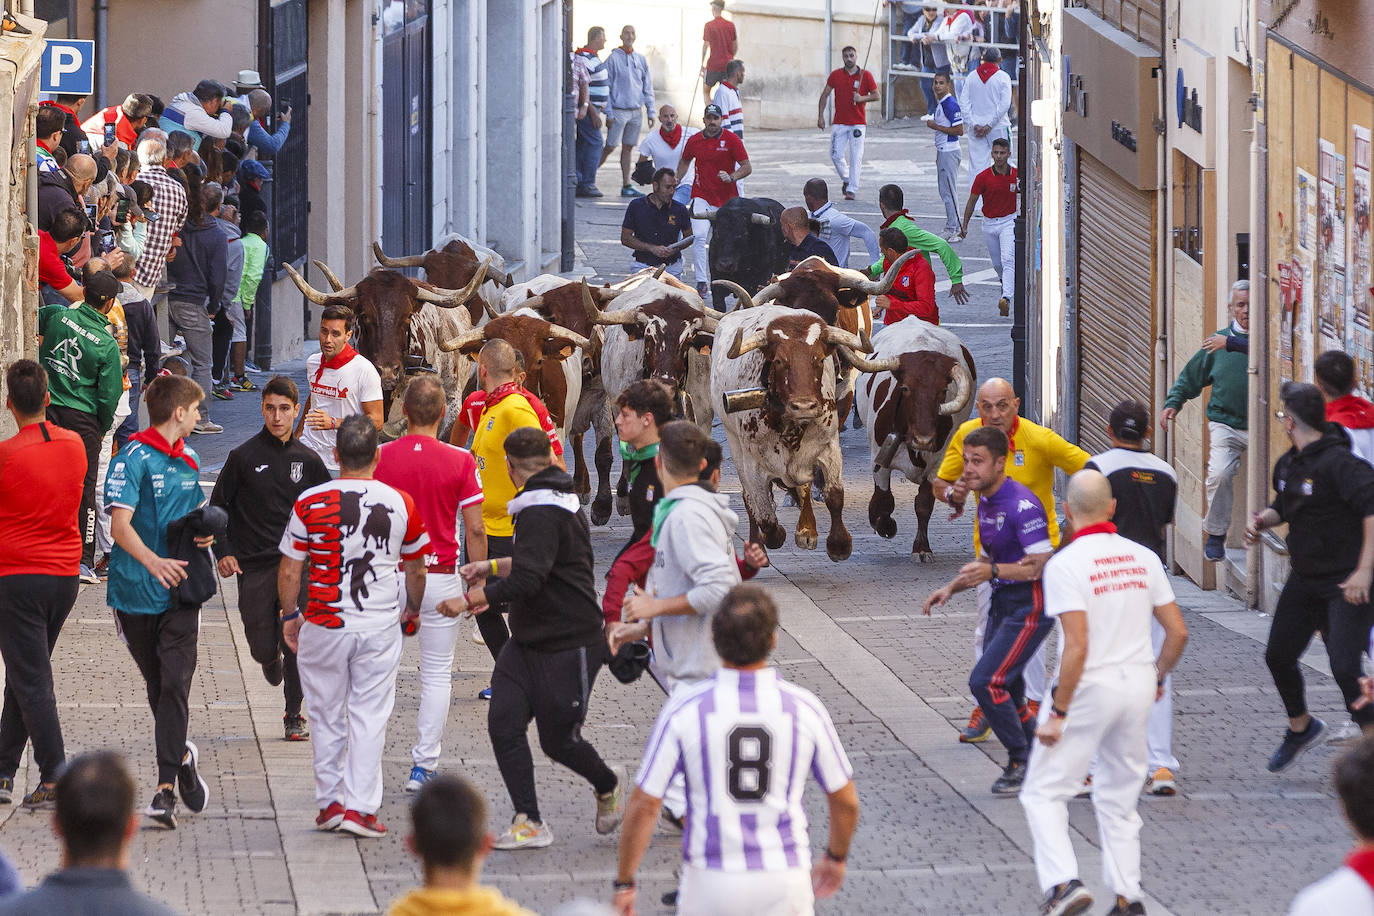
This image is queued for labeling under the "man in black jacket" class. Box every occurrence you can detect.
[450,426,623,851]
[1248,381,1374,772]
[210,376,330,740]
[613,379,674,559]
[37,153,96,233]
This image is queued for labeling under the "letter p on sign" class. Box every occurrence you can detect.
[40,40,95,96]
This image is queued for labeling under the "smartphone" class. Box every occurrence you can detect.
[115,198,129,223]
[144,210,160,223]
[77,139,90,154]
[98,229,115,253]
[103,122,116,146]
[85,203,97,222]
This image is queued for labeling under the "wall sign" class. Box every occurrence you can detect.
[1175,67,1202,133]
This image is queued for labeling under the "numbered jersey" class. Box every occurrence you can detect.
[637,667,853,872]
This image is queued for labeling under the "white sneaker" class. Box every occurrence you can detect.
[493,813,554,850]
[1330,719,1363,744]
[471,625,486,646]
[596,766,626,835]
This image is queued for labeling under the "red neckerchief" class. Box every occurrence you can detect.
[1070,521,1117,542]
[575,46,596,55]
[130,427,199,471]
[314,344,358,384]
[39,100,75,118]
[977,62,1002,83]
[36,140,52,154]
[881,209,911,230]
[660,123,683,147]
[1346,848,1374,891]
[944,10,970,27]
[980,415,1020,452]
[722,81,737,92]
[482,381,526,412]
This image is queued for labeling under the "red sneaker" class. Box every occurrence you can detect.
[316,801,345,831]
[338,809,387,838]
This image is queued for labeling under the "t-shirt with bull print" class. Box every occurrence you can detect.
[280,479,430,632]
[976,477,1052,589]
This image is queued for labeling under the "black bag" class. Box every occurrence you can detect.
[609,641,652,684]
[165,505,229,611]
[631,157,656,186]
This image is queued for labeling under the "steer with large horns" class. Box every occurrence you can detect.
[373,235,513,325]
[709,304,873,561]
[851,316,976,560]
[283,260,487,421]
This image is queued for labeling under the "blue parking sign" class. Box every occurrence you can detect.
[40,40,94,95]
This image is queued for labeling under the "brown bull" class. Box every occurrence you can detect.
[374,238,514,326]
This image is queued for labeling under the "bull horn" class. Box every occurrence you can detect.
[311,259,346,292]
[652,264,666,279]
[439,327,488,353]
[749,213,774,226]
[371,240,425,268]
[751,281,784,307]
[691,206,718,222]
[699,314,719,334]
[283,261,354,304]
[837,348,900,374]
[939,362,974,416]
[497,269,515,288]
[821,325,871,353]
[547,320,592,351]
[849,248,921,296]
[698,301,727,320]
[482,298,500,321]
[711,279,755,309]
[582,278,639,326]
[727,328,766,359]
[415,256,491,308]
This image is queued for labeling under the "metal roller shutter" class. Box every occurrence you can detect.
[1076,152,1156,454]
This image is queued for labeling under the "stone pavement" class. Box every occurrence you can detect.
[0,125,1354,915]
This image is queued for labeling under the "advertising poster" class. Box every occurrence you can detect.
[1318,140,1347,353]
[1296,167,1318,380]
[1352,126,1373,395]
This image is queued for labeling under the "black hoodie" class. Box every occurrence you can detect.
[1271,422,1374,578]
[484,465,604,653]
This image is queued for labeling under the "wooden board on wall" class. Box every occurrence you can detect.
[1267,37,1293,512]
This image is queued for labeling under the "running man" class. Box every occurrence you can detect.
[817,46,878,200]
[613,585,859,916]
[1019,470,1187,916]
[958,136,1018,317]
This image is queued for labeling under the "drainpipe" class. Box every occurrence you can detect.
[370,4,384,259]
[1155,0,1171,558]
[825,0,833,77]
[93,0,108,109]
[561,0,574,271]
[1245,19,1267,609]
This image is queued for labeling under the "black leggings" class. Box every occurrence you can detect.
[1265,571,1374,726]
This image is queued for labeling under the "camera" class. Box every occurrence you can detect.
[103,122,116,146]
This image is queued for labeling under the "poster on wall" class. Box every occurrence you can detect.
[1318,140,1347,354]
[1352,126,1373,395]
[1296,167,1318,380]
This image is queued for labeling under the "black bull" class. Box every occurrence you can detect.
[702,197,786,313]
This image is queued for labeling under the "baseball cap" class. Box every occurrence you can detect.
[1107,399,1149,443]
[238,159,272,183]
[84,269,122,305]
[118,184,145,221]
[704,103,723,117]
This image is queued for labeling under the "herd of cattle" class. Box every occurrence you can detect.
[282,228,976,562]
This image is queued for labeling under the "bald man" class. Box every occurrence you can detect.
[636,104,696,207]
[780,206,839,269]
[1019,470,1188,916]
[936,378,1090,743]
[38,153,98,232]
[244,88,291,157]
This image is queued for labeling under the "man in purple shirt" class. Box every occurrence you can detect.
[924,426,1054,795]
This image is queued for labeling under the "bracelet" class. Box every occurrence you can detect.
[825,847,846,863]
[1157,678,1165,687]
[280,609,301,622]
[490,558,499,576]
[989,561,999,581]
[612,879,636,891]
[1050,704,1068,719]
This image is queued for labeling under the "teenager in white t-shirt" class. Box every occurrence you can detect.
[637,104,696,207]
[295,305,384,473]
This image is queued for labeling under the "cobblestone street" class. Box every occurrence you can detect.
[0,125,1354,915]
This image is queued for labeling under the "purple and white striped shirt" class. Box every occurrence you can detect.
[636,667,853,872]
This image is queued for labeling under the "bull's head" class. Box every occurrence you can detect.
[727,313,870,427]
[724,250,921,320]
[694,204,774,276]
[438,314,590,428]
[374,239,513,325]
[844,348,973,451]
[581,279,718,395]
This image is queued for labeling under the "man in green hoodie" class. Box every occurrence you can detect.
[1160,280,1250,561]
[39,264,125,582]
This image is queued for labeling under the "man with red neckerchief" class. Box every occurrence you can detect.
[635,104,696,207]
[296,304,384,474]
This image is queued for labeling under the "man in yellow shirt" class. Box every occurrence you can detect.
[469,339,543,700]
[935,377,1090,742]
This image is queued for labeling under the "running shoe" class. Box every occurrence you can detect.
[843,191,856,200]
[284,714,310,741]
[0,777,13,804]
[1267,717,1327,772]
[1204,533,1226,561]
[1105,899,1147,916]
[244,361,263,374]
[21,784,56,808]
[479,686,492,700]
[472,626,486,646]
[212,385,234,401]
[990,761,1026,795]
[93,556,110,580]
[959,707,991,743]
[1330,718,1363,744]
[596,766,626,834]
[193,421,224,435]
[406,766,435,793]
[1144,767,1176,796]
[493,813,554,850]
[1039,879,1092,916]
[78,564,101,585]
[177,740,209,813]
[316,801,345,831]
[338,809,387,838]
[620,186,644,198]
[232,375,257,391]
[147,787,177,829]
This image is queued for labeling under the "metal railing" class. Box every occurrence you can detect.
[884,1,1020,121]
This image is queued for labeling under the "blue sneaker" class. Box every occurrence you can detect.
[478,686,492,700]
[1267,717,1327,772]
[620,186,644,198]
[405,766,435,792]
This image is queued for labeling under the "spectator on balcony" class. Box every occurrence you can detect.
[159,79,234,146]
[81,93,154,152]
[244,90,291,158]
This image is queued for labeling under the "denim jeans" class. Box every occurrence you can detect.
[575,112,605,188]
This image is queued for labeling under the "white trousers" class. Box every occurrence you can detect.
[297,621,403,813]
[1020,665,1155,900]
[679,864,814,916]
[95,390,132,557]
[1204,422,1248,537]
[982,213,1016,300]
[1146,619,1178,771]
[412,572,462,771]
[966,124,1010,187]
[830,123,866,191]
[690,198,715,286]
[974,581,1047,701]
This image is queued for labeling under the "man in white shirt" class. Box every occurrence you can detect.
[803,179,880,267]
[1019,470,1188,916]
[295,305,385,474]
[712,60,746,138]
[1289,738,1374,916]
[636,104,696,207]
[958,47,1013,184]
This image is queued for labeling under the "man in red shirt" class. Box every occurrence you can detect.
[958,137,1018,317]
[39,208,85,305]
[678,103,752,296]
[867,227,938,327]
[818,46,879,200]
[0,361,88,806]
[700,0,737,106]
[374,377,486,793]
